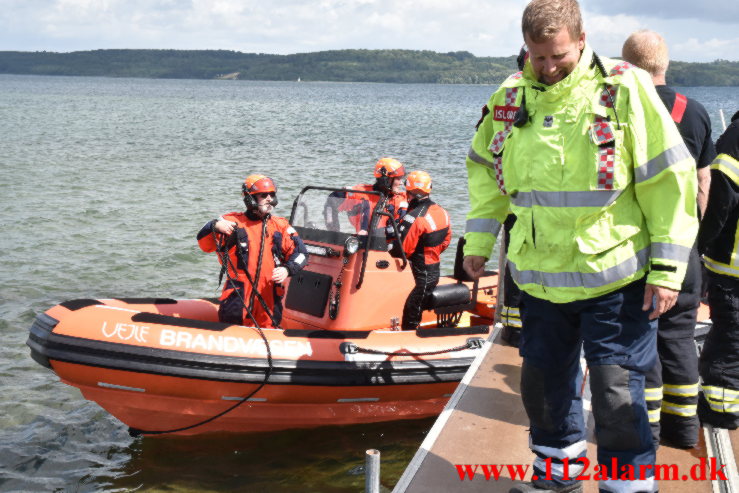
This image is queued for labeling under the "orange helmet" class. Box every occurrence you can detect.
[406,170,432,195]
[243,174,276,195]
[242,174,278,211]
[374,158,405,178]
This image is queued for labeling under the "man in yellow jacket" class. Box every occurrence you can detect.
[462,1,698,492]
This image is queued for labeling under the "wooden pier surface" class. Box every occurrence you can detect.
[393,328,737,493]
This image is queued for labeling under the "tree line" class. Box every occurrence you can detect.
[0,49,737,86]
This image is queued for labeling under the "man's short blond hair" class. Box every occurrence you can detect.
[522,0,583,43]
[622,30,669,77]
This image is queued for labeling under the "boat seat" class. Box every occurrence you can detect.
[425,283,473,329]
[426,283,471,314]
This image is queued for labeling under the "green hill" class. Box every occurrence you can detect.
[1,49,737,86]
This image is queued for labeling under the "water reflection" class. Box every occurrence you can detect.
[111,418,435,492]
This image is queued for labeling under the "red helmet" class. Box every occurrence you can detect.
[374,158,405,178]
[243,174,276,195]
[406,170,432,195]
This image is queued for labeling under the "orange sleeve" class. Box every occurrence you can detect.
[442,208,452,253]
[402,217,425,258]
[197,220,218,252]
[197,213,237,253]
[442,222,452,253]
[277,217,309,274]
[277,218,296,258]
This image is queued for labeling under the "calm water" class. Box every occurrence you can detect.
[1,74,737,492]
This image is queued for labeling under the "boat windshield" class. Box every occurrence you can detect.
[289,186,390,251]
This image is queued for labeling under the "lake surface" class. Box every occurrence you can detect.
[1,74,737,492]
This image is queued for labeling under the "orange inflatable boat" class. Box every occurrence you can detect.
[27,186,499,435]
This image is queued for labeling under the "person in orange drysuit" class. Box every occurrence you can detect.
[197,174,308,327]
[393,170,452,330]
[325,158,409,235]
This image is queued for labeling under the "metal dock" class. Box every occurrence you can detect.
[393,327,738,493]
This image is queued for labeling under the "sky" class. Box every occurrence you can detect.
[1,0,737,63]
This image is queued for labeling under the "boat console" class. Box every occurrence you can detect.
[284,186,484,331]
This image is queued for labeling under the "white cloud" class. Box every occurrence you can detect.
[0,0,736,61]
[583,0,739,26]
[673,36,739,62]
[580,2,739,62]
[583,13,648,57]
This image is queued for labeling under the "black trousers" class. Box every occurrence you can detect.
[645,246,701,447]
[699,271,739,429]
[218,280,283,327]
[402,261,440,330]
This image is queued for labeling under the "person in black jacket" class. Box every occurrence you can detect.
[392,170,452,330]
[622,29,717,448]
[696,111,739,430]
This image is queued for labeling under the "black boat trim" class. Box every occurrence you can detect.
[415,325,489,338]
[27,312,60,368]
[59,299,100,311]
[27,314,475,386]
[282,329,372,339]
[116,298,178,305]
[131,312,232,332]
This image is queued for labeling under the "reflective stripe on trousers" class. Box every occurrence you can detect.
[519,280,657,492]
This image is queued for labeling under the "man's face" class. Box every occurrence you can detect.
[524,27,585,86]
[391,176,405,195]
[254,192,275,217]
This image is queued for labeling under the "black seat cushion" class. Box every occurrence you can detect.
[426,283,471,310]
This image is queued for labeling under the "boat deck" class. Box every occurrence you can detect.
[393,327,737,493]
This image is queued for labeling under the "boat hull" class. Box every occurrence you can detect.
[59,361,455,434]
[28,298,489,435]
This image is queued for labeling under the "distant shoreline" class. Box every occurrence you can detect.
[2,49,737,86]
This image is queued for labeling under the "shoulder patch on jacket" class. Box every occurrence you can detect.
[609,61,634,77]
[492,87,521,123]
[498,72,527,90]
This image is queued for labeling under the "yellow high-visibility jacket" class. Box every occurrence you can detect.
[464,44,698,303]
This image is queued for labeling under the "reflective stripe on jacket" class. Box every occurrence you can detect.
[463,43,697,303]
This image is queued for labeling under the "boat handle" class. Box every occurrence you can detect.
[376,210,408,271]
